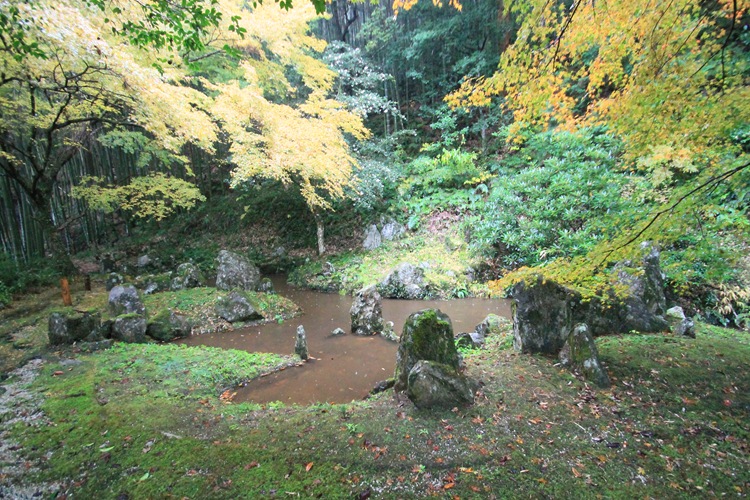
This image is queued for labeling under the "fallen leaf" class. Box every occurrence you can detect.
[443,482,455,490]
[305,462,314,472]
[53,371,64,376]
[244,461,259,470]
[572,467,581,478]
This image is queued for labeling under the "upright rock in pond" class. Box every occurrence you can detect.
[378,263,426,299]
[108,285,146,316]
[362,224,382,251]
[350,285,385,336]
[559,324,610,388]
[295,325,308,360]
[406,360,476,409]
[215,250,261,291]
[511,275,580,354]
[665,306,696,338]
[394,309,460,392]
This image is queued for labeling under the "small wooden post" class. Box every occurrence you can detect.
[61,277,72,306]
[84,275,91,291]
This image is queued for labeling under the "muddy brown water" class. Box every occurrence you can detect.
[178,277,511,405]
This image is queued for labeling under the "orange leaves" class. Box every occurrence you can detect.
[305,462,314,472]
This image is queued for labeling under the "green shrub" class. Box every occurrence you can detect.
[470,129,631,267]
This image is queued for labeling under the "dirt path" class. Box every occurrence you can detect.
[0,358,61,498]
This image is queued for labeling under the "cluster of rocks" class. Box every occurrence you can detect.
[48,284,193,347]
[377,263,427,300]
[510,243,695,387]
[49,249,278,347]
[362,217,406,251]
[454,314,507,350]
[393,309,478,409]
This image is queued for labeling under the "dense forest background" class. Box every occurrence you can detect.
[1,0,748,327]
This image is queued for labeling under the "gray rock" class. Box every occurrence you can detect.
[371,378,396,395]
[135,272,172,295]
[394,309,460,392]
[105,272,124,292]
[295,325,308,360]
[170,263,204,290]
[322,262,335,276]
[381,321,399,342]
[455,331,484,349]
[112,314,147,343]
[406,360,476,409]
[215,291,262,323]
[215,250,261,291]
[331,327,346,336]
[511,275,580,354]
[380,218,405,241]
[475,314,506,337]
[147,310,194,341]
[665,306,696,338]
[136,254,152,268]
[350,285,385,336]
[378,263,426,299]
[256,277,275,293]
[48,311,102,345]
[559,324,610,387]
[363,224,382,251]
[108,285,146,316]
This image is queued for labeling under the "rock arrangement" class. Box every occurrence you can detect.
[395,309,477,409]
[509,243,695,387]
[362,217,406,251]
[350,285,385,336]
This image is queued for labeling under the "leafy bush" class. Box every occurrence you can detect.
[0,254,59,294]
[0,281,10,307]
[471,129,631,267]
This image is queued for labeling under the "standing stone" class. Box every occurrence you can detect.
[112,314,148,343]
[215,250,261,291]
[511,275,580,354]
[362,224,382,251]
[215,291,262,323]
[406,360,476,409]
[378,263,426,299]
[394,309,460,392]
[665,306,696,338]
[350,285,385,336]
[558,324,610,388]
[108,285,146,316]
[295,325,308,360]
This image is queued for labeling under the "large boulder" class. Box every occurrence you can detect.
[48,311,103,345]
[406,361,476,409]
[112,314,147,343]
[511,275,581,354]
[350,285,385,336]
[665,306,696,338]
[378,263,426,299]
[394,309,460,392]
[362,224,382,251]
[170,263,204,291]
[558,324,610,387]
[215,250,261,291]
[215,291,263,323]
[108,285,146,316]
[146,310,194,341]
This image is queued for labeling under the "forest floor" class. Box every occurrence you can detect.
[1,292,749,499]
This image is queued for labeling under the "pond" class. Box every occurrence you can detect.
[178,278,511,404]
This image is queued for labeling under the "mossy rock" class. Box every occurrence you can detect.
[406,360,476,409]
[475,314,507,337]
[394,309,459,392]
[48,310,103,345]
[215,291,262,323]
[112,313,147,343]
[146,309,194,341]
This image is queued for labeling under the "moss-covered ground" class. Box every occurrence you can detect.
[2,320,748,498]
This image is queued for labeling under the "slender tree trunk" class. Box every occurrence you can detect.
[315,214,326,256]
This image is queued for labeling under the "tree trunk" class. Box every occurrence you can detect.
[315,216,326,256]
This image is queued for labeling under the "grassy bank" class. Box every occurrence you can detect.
[2,323,748,498]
